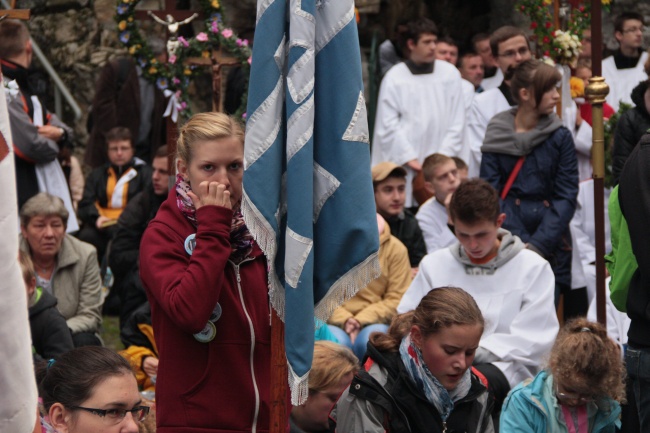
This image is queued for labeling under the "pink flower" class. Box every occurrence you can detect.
[196,32,208,42]
[172,77,180,85]
[247,56,252,65]
[180,101,187,109]
[242,112,247,119]
[236,38,243,47]
[211,21,219,33]
[241,39,249,47]
[169,55,177,64]
[178,36,189,47]
[221,28,233,38]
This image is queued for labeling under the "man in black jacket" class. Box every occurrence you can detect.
[77,127,152,264]
[109,145,169,327]
[372,162,426,276]
[618,132,650,430]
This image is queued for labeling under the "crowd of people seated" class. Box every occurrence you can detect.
[3,7,650,433]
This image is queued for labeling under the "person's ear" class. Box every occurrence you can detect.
[49,403,71,433]
[410,325,423,348]
[614,30,623,44]
[406,38,417,52]
[176,159,188,181]
[518,87,531,103]
[424,181,435,195]
[496,212,506,228]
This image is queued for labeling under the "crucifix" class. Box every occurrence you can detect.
[186,48,241,113]
[136,1,205,165]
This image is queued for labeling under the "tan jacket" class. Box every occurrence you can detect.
[20,234,102,334]
[329,223,411,327]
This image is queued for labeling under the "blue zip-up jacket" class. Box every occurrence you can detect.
[481,126,578,289]
[500,370,621,433]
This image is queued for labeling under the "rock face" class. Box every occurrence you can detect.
[11,0,639,157]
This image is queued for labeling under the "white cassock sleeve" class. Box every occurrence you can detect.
[437,76,465,158]
[481,261,559,387]
[372,74,419,166]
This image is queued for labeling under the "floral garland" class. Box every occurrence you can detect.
[515,0,612,65]
[115,0,252,120]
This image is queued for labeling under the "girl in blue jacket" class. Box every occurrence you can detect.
[480,59,582,317]
[500,318,625,433]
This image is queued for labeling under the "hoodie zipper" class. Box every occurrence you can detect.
[230,258,260,433]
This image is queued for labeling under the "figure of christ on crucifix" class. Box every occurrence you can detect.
[148,10,198,57]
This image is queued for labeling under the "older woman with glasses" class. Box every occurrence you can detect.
[19,193,103,347]
[500,318,625,432]
[37,346,150,433]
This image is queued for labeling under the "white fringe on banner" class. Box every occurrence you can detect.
[288,360,311,406]
[314,251,380,323]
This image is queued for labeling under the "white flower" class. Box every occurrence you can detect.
[3,79,19,99]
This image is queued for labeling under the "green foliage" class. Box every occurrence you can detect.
[114,0,251,120]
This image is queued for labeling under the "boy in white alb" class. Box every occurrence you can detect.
[416,154,460,253]
[398,179,559,415]
[371,18,465,207]
[602,12,648,112]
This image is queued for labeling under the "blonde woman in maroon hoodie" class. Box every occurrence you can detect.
[140,112,273,433]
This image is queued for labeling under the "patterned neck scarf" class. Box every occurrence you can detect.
[175,174,254,264]
[399,334,472,422]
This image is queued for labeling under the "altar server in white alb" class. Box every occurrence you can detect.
[371,17,464,208]
[466,26,531,178]
[603,12,648,112]
[398,179,559,414]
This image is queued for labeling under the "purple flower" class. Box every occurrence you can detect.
[178,36,189,47]
[172,77,181,85]
[196,32,208,42]
[119,31,130,44]
[156,77,168,90]
[179,101,188,109]
[221,28,233,38]
[117,4,128,15]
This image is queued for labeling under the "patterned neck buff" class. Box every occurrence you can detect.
[175,174,254,264]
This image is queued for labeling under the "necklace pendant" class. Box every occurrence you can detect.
[442,421,447,433]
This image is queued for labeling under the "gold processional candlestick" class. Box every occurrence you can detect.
[584,75,609,325]
[585,76,610,180]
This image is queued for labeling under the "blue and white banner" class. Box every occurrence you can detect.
[242,0,380,404]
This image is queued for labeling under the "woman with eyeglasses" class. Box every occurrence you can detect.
[500,318,625,432]
[36,346,149,433]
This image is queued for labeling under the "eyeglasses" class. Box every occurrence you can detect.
[70,405,150,424]
[622,26,644,34]
[555,386,594,405]
[498,47,530,59]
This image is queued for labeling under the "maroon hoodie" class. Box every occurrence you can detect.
[140,191,272,432]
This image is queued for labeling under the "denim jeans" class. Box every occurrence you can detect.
[328,323,389,361]
[625,346,650,430]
